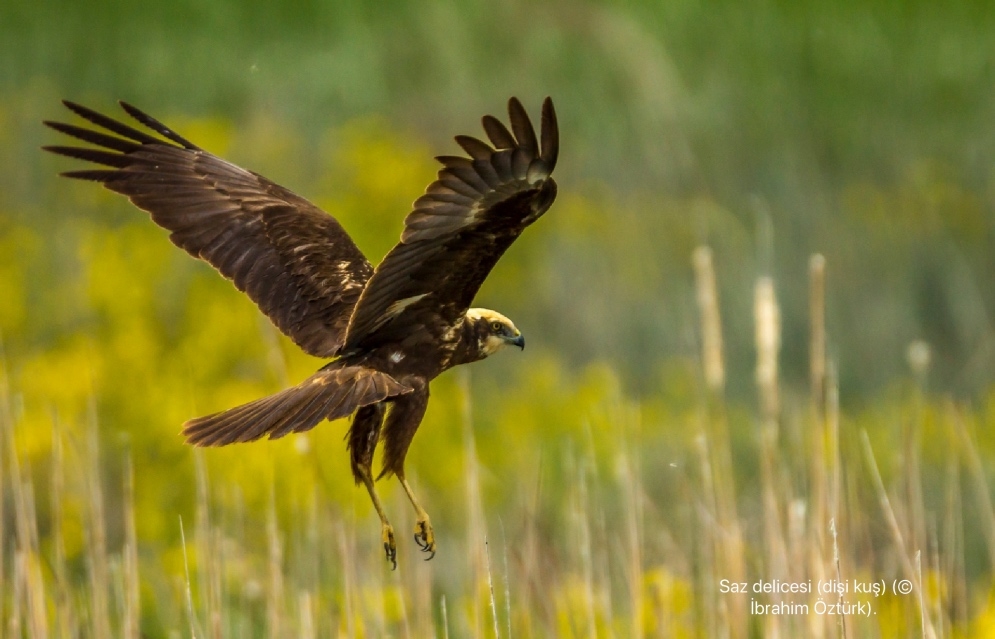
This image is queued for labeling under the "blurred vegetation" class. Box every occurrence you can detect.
[3,0,995,636]
[4,0,995,399]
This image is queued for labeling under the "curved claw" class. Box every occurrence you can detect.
[382,524,397,570]
[414,518,436,560]
[412,533,436,559]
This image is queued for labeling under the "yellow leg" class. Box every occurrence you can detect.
[359,467,396,569]
[398,474,435,559]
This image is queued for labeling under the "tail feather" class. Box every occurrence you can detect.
[183,365,411,446]
[266,381,343,440]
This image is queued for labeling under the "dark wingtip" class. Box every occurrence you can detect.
[540,96,558,171]
[454,134,493,160]
[58,169,123,181]
[118,100,201,150]
[481,113,516,149]
[54,99,164,145]
[507,97,538,153]
[118,100,145,121]
[61,99,84,113]
[61,99,108,123]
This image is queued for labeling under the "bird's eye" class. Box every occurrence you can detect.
[491,321,503,332]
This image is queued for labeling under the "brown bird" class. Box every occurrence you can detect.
[44,96,559,567]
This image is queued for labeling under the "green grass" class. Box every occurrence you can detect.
[3,242,995,636]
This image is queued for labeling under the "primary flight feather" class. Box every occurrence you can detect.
[44,96,559,567]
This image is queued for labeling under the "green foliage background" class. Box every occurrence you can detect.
[3,0,995,636]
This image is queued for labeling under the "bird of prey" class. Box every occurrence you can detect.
[44,96,559,567]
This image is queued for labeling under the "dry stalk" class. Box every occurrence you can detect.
[85,407,111,639]
[692,245,744,637]
[860,431,935,639]
[179,517,200,639]
[754,276,781,424]
[692,246,725,394]
[949,406,995,575]
[267,485,284,639]
[123,454,140,639]
[809,255,826,415]
[459,368,489,639]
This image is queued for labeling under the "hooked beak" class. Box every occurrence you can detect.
[507,333,525,350]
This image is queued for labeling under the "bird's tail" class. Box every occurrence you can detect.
[182,365,412,447]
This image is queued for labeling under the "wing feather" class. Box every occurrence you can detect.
[414,191,474,207]
[45,100,373,357]
[119,100,201,149]
[540,97,559,168]
[43,120,141,153]
[440,161,491,193]
[343,97,559,350]
[435,176,482,199]
[471,158,503,189]
[511,147,532,180]
[481,115,517,149]
[508,97,539,152]
[491,148,515,182]
[454,135,494,161]
[61,100,163,145]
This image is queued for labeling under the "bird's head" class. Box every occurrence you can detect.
[466,308,525,357]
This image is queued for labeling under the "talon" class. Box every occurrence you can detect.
[382,523,397,570]
[414,518,436,560]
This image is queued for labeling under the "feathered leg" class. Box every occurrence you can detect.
[379,379,434,558]
[347,403,396,568]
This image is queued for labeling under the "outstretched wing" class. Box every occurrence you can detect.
[342,97,559,351]
[44,100,372,357]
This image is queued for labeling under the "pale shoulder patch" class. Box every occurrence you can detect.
[442,317,465,343]
[386,293,429,318]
